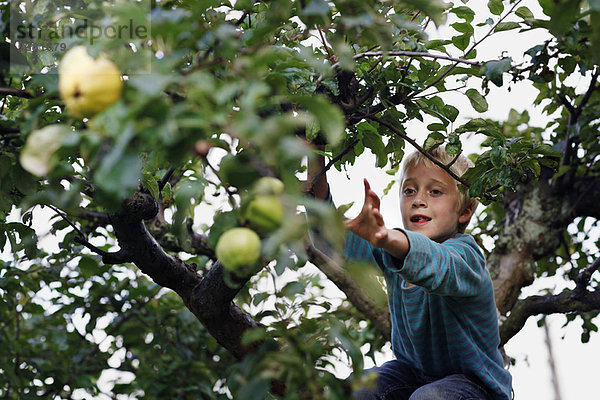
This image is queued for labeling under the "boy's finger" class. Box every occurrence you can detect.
[363,179,372,199]
[372,208,385,226]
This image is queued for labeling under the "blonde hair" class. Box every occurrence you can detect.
[399,147,478,233]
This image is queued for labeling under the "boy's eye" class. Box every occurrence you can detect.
[430,189,443,196]
[403,188,416,195]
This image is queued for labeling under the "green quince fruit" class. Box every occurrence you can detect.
[215,227,262,276]
[245,195,284,234]
[253,177,284,195]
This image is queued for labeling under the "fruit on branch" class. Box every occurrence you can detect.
[215,227,262,276]
[20,124,70,177]
[242,177,285,234]
[252,177,284,196]
[58,46,123,119]
[244,195,284,234]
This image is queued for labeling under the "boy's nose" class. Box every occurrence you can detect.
[412,196,427,207]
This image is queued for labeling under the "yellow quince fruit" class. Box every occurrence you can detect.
[58,46,123,119]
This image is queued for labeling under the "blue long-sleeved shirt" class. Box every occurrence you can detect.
[344,229,512,400]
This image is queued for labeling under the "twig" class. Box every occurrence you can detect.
[46,204,130,264]
[342,51,482,67]
[407,0,525,100]
[446,151,462,169]
[575,256,600,294]
[558,67,599,170]
[310,138,359,191]
[366,115,497,201]
[318,27,334,61]
[0,87,33,99]
[366,116,466,183]
[158,166,175,191]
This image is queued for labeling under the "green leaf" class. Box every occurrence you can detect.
[161,182,173,204]
[208,210,239,249]
[241,327,268,346]
[549,1,580,35]
[468,177,484,198]
[531,143,563,158]
[488,0,504,15]
[142,172,160,201]
[484,57,512,87]
[457,118,504,140]
[451,22,474,34]
[446,134,462,156]
[362,128,387,168]
[490,146,506,168]
[239,376,270,400]
[451,33,471,51]
[442,104,459,122]
[494,22,521,33]
[427,123,447,132]
[450,6,475,23]
[78,255,100,279]
[424,131,445,151]
[301,0,330,17]
[292,95,345,146]
[552,165,571,180]
[465,88,489,113]
[515,6,534,20]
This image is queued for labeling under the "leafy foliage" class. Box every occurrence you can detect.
[1,0,600,398]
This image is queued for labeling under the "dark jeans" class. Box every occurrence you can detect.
[352,360,492,400]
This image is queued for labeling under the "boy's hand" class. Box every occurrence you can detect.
[345,179,389,247]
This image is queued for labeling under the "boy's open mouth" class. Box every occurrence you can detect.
[410,215,432,223]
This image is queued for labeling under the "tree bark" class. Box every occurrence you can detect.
[104,192,261,360]
[491,172,600,343]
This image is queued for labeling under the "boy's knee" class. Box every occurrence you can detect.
[352,388,379,400]
[409,385,447,400]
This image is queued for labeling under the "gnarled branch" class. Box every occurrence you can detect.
[81,191,260,361]
[499,277,600,346]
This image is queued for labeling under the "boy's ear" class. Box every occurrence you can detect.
[458,203,475,224]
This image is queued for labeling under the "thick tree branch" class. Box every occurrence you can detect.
[575,257,600,294]
[77,191,260,361]
[306,242,391,341]
[499,285,600,346]
[490,173,600,316]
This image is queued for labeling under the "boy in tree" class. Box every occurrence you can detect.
[309,147,512,400]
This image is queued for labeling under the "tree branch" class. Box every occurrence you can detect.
[335,51,482,69]
[77,191,262,361]
[557,67,599,170]
[305,242,391,341]
[575,257,600,294]
[309,138,359,194]
[0,87,33,99]
[407,0,525,100]
[499,283,600,346]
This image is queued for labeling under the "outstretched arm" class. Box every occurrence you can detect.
[345,179,410,261]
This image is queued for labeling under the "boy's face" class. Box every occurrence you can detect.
[400,162,473,243]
